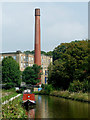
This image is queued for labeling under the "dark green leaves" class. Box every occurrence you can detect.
[48,40,88,91]
[22,64,42,85]
[2,56,21,89]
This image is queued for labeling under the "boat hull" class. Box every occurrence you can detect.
[22,93,36,106]
[23,100,36,106]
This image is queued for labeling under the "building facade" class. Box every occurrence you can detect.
[0,51,53,84]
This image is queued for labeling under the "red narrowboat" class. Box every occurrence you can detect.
[22,89,36,106]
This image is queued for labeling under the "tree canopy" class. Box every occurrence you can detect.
[24,50,53,56]
[48,40,88,91]
[2,56,21,89]
[22,64,42,85]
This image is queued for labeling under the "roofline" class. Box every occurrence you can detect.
[0,52,17,55]
[0,50,22,55]
[0,51,53,57]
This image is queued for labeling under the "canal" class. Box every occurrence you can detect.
[25,95,89,118]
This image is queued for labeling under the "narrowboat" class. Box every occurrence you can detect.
[22,89,36,106]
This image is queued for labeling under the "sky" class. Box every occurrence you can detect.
[1,2,88,52]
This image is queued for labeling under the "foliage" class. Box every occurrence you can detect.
[24,50,45,55]
[50,90,88,102]
[88,77,90,92]
[44,84,53,94]
[33,84,54,95]
[24,50,53,56]
[2,95,27,118]
[24,50,34,54]
[68,80,83,92]
[48,40,88,91]
[2,56,21,89]
[45,51,53,56]
[22,64,42,85]
[41,83,45,89]
[39,84,54,95]
[0,62,2,84]
[2,92,18,103]
[2,88,18,102]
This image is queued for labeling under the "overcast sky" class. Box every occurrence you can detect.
[1,2,88,52]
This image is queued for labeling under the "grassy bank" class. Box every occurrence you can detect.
[33,90,89,103]
[50,90,89,102]
[2,89,18,102]
[2,95,27,119]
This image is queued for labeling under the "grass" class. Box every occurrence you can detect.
[1,88,18,103]
[2,88,16,97]
[34,90,89,103]
[2,95,27,119]
[2,92,18,103]
[50,90,89,102]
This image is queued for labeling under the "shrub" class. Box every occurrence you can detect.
[69,80,88,92]
[82,80,88,92]
[68,80,83,92]
[44,84,53,94]
[4,83,15,89]
[41,84,45,89]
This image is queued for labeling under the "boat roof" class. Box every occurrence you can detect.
[23,89,31,94]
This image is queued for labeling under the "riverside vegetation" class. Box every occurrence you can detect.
[34,40,89,102]
[33,84,89,103]
[47,40,89,102]
[2,95,27,118]
[2,89,27,119]
[48,40,89,91]
[2,89,18,103]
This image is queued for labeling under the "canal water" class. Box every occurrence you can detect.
[25,95,89,118]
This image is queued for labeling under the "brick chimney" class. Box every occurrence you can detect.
[34,8,41,66]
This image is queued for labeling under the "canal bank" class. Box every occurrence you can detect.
[2,95,27,118]
[33,90,89,103]
[1,88,89,119]
[2,89,27,119]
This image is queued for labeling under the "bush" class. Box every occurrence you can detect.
[43,84,53,94]
[41,84,45,89]
[4,83,15,89]
[88,82,90,92]
[82,80,88,92]
[68,80,88,92]
[68,80,83,92]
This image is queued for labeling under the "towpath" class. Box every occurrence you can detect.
[2,94,21,105]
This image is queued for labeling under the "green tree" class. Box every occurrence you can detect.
[48,59,70,89]
[2,56,21,89]
[46,51,53,56]
[24,50,53,56]
[22,64,42,85]
[48,40,88,91]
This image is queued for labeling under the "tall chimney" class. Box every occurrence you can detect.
[34,8,41,66]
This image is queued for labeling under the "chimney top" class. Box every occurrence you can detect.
[35,8,40,16]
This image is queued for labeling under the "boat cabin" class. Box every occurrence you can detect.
[23,89,31,94]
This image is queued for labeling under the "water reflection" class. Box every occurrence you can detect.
[26,108,35,118]
[22,103,36,119]
[23,95,89,118]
